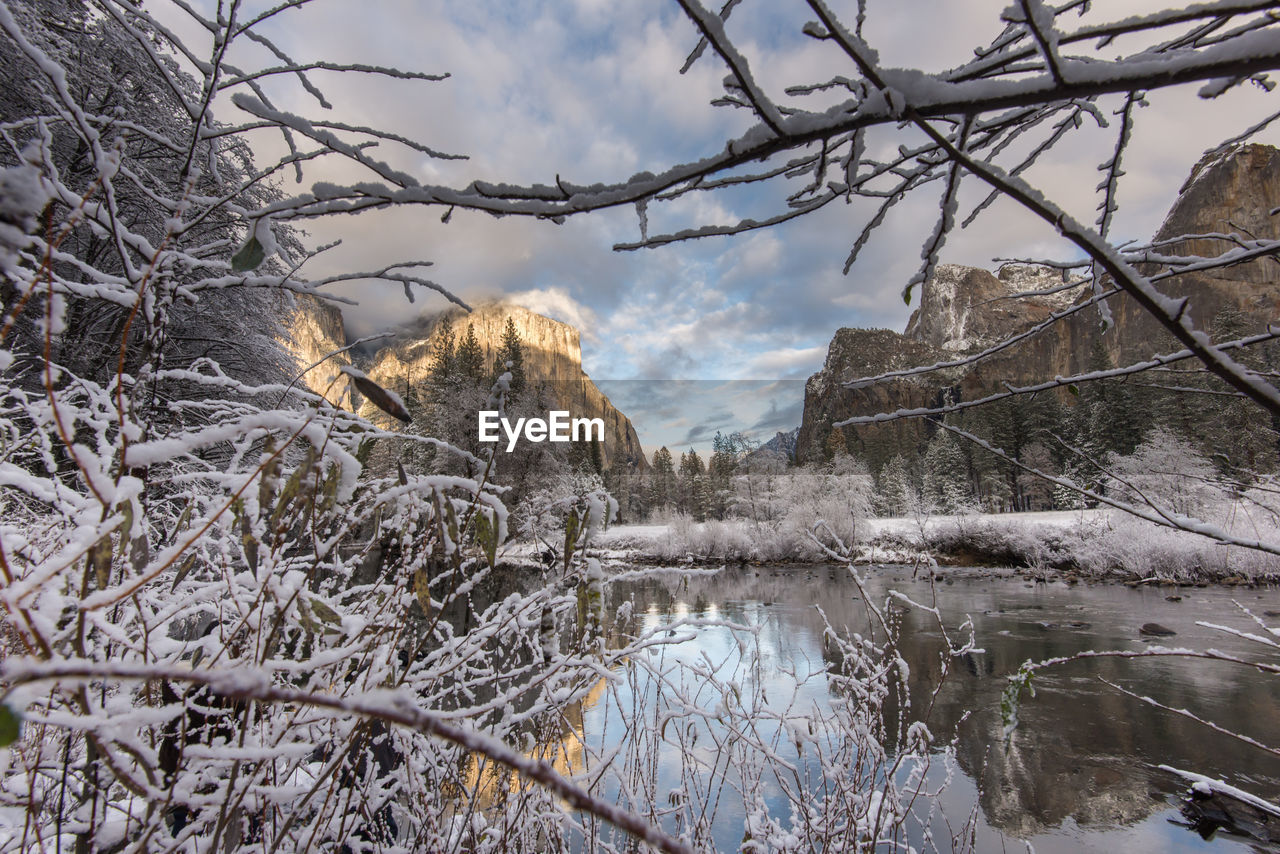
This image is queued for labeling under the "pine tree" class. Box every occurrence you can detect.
[955,405,1009,511]
[1052,460,1088,510]
[1202,308,1279,480]
[678,449,707,519]
[708,431,743,519]
[1082,339,1143,457]
[876,454,918,517]
[1015,442,1057,511]
[456,322,485,383]
[962,390,1064,511]
[428,316,457,392]
[922,431,973,513]
[567,434,605,474]
[605,457,644,521]
[649,446,676,511]
[493,316,526,394]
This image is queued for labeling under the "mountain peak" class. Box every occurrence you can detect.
[796,143,1280,466]
[1156,143,1280,286]
[903,263,1069,352]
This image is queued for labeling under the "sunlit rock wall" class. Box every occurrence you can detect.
[281,293,351,407]
[364,302,649,471]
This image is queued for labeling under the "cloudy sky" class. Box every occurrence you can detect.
[186,0,1280,455]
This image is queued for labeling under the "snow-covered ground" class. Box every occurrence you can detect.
[864,508,1106,537]
[503,508,1279,579]
[587,510,1107,553]
[497,523,679,565]
[501,507,1280,581]
[592,524,681,550]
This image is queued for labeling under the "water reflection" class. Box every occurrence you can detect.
[464,675,609,807]
[596,566,1280,852]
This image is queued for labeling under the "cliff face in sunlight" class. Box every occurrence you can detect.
[796,143,1280,464]
[282,294,351,406]
[281,297,649,471]
[363,302,649,471]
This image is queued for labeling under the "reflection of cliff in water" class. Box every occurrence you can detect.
[418,565,635,820]
[610,566,1280,841]
[462,675,610,806]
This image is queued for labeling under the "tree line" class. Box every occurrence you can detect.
[605,315,1279,525]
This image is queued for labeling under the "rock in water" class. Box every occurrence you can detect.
[1139,622,1177,637]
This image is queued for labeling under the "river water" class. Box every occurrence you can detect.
[568,566,1280,852]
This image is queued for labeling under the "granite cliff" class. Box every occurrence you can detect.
[796,143,1280,465]
[283,300,648,471]
[284,294,351,407]
[364,302,647,470]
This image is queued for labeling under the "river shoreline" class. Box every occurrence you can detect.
[500,508,1280,585]
[500,550,1278,588]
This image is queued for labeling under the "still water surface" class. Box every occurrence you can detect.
[575,566,1280,852]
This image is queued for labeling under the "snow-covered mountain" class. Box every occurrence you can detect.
[758,428,798,461]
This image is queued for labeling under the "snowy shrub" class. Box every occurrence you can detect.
[0,159,46,274]
[1105,427,1227,521]
[1071,511,1280,580]
[662,513,754,560]
[913,510,1280,580]
[629,466,877,564]
[923,519,1050,569]
[775,467,875,556]
[0,5,678,851]
[1236,477,1280,536]
[515,470,617,557]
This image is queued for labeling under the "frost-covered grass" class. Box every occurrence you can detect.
[594,515,873,563]
[595,505,1280,581]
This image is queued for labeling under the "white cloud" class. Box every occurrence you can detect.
[743,346,827,379]
[506,286,601,344]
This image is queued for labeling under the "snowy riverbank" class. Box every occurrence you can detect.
[501,509,1280,583]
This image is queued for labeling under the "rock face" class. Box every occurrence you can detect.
[279,299,648,471]
[283,294,352,406]
[796,143,1280,465]
[902,263,1073,352]
[1157,144,1280,285]
[798,328,956,467]
[363,302,649,471]
[1104,143,1280,367]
